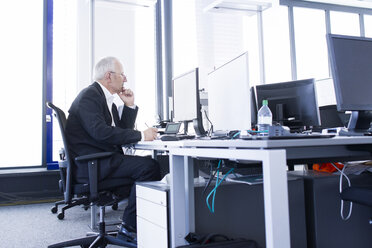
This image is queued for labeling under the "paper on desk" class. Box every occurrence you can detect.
[160,173,206,185]
[335,162,372,175]
[226,173,263,185]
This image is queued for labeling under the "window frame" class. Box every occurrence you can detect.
[279,0,372,81]
[0,0,52,170]
[45,0,58,169]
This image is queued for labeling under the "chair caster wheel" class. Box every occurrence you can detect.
[112,203,118,211]
[57,212,65,220]
[51,206,58,214]
[83,206,89,211]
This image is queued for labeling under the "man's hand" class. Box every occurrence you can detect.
[143,127,158,141]
[119,87,135,107]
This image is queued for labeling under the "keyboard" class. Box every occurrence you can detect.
[242,134,335,140]
[159,134,196,141]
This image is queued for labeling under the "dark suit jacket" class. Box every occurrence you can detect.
[65,82,142,182]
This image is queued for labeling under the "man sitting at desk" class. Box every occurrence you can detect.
[65,56,160,242]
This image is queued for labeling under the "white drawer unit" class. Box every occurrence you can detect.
[136,177,308,248]
[136,182,169,248]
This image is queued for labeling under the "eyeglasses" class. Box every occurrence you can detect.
[109,71,126,78]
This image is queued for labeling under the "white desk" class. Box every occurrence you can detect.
[134,136,372,248]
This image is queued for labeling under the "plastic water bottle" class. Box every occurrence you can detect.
[257,100,272,136]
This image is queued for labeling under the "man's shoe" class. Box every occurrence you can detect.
[117,224,137,243]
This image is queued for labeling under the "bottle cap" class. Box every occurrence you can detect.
[262,99,268,106]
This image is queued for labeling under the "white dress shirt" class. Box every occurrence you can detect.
[97,81,144,140]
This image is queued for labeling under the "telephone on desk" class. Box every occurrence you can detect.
[156,122,195,141]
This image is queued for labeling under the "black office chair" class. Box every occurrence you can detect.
[49,102,122,221]
[46,102,136,248]
[319,104,350,128]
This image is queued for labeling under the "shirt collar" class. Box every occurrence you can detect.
[97,81,115,105]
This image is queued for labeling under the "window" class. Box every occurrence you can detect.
[330,11,360,36]
[173,1,198,76]
[262,5,291,84]
[364,14,372,38]
[0,0,44,167]
[294,7,329,80]
[52,0,78,161]
[243,14,260,86]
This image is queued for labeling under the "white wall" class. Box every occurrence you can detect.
[75,1,157,130]
[195,1,247,90]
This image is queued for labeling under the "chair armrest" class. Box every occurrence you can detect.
[75,152,114,162]
[75,152,114,202]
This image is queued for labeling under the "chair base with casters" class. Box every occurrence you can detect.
[51,196,90,220]
[47,160,136,248]
[48,204,136,248]
[51,148,121,221]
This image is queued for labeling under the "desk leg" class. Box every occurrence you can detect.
[262,149,291,248]
[185,156,195,233]
[169,155,194,247]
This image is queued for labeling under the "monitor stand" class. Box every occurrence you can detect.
[181,119,207,137]
[193,118,207,137]
[338,128,371,136]
[182,121,189,135]
[338,110,372,136]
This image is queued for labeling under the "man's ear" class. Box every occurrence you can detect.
[104,71,111,80]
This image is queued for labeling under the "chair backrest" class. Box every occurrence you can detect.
[46,102,74,203]
[47,102,134,207]
[319,104,350,128]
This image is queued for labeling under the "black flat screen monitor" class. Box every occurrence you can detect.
[327,34,372,135]
[250,86,258,127]
[255,78,320,132]
[172,68,206,136]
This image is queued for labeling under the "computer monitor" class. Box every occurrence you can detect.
[327,34,372,135]
[250,86,258,128]
[255,78,320,132]
[172,68,206,136]
[207,52,251,131]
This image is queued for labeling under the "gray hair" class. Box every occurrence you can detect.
[93,57,120,80]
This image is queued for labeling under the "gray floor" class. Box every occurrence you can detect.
[0,201,129,248]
